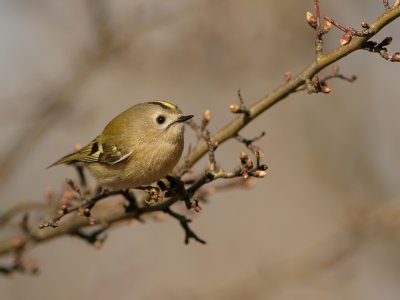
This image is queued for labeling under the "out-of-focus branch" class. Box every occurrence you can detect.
[0,0,115,191]
[0,203,47,228]
[211,200,400,300]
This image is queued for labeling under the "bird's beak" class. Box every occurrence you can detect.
[176,115,194,123]
[167,114,194,129]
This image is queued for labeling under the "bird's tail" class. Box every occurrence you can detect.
[47,152,82,169]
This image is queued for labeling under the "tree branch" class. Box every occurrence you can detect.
[173,4,400,175]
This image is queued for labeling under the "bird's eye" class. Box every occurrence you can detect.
[156,115,166,125]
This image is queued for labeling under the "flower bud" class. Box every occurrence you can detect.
[230,103,241,113]
[361,21,369,28]
[79,207,91,217]
[284,71,292,82]
[194,205,202,213]
[245,159,253,169]
[58,204,66,215]
[340,33,352,46]
[253,170,267,178]
[239,151,248,163]
[391,52,400,62]
[320,20,332,34]
[213,141,219,151]
[255,150,264,158]
[203,110,211,122]
[321,84,332,94]
[306,12,318,29]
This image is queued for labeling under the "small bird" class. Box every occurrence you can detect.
[49,101,193,190]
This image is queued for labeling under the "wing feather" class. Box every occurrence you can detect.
[48,136,132,167]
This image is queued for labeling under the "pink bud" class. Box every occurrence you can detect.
[306,12,318,29]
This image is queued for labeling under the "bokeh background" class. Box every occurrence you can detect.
[0,0,399,299]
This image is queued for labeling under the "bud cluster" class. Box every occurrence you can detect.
[239,151,268,179]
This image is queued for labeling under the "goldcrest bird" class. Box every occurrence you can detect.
[49,101,193,190]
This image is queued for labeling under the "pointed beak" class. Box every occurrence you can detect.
[176,114,194,123]
[167,114,194,129]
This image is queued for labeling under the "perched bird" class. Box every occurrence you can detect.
[49,101,193,190]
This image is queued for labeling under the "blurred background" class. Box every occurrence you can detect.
[0,0,399,299]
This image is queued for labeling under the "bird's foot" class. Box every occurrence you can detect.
[139,186,164,204]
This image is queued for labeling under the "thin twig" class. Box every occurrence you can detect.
[164,207,206,244]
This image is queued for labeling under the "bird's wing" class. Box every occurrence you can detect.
[97,142,133,165]
[81,138,133,165]
[48,136,132,167]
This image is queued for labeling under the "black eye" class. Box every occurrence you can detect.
[156,115,166,125]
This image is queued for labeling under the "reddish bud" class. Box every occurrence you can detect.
[391,52,400,62]
[255,150,265,158]
[230,103,241,113]
[213,141,219,151]
[245,159,253,169]
[202,110,211,122]
[61,204,68,214]
[284,71,292,82]
[320,20,332,34]
[321,84,332,94]
[82,207,91,217]
[253,170,267,178]
[239,151,248,163]
[194,205,202,213]
[340,33,352,46]
[306,12,318,29]
[361,21,369,28]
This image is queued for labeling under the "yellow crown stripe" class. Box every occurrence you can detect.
[151,100,177,110]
